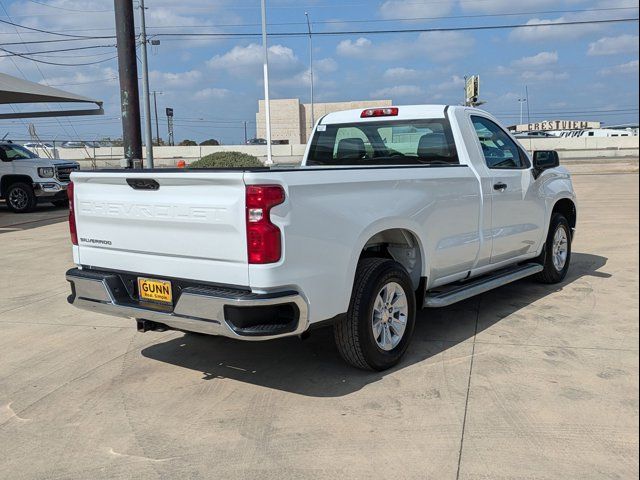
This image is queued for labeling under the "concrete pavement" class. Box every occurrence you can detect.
[0,171,638,480]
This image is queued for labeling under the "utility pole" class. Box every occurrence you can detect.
[166,108,174,146]
[305,12,315,132]
[113,0,142,168]
[152,91,162,145]
[138,0,153,167]
[525,85,531,124]
[260,0,273,165]
[244,121,248,144]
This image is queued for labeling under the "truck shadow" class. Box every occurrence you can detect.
[141,252,610,397]
[0,202,69,234]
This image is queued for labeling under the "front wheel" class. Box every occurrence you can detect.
[334,258,416,371]
[535,213,572,284]
[5,182,37,213]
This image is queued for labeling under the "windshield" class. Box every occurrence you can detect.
[307,119,459,166]
[0,144,39,160]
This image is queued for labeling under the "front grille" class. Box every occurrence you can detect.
[56,164,79,182]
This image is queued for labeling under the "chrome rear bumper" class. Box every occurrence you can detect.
[66,268,309,341]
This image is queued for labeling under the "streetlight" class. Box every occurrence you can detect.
[518,97,527,125]
[260,0,273,165]
[305,11,315,134]
[152,91,163,145]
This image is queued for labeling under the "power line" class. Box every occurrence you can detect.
[2,14,637,45]
[25,0,112,13]
[152,17,640,40]
[0,17,114,39]
[0,43,115,58]
[145,6,640,29]
[0,46,117,65]
[1,6,636,36]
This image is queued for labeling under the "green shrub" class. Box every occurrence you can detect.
[189,151,263,169]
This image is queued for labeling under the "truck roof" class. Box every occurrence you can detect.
[320,104,454,125]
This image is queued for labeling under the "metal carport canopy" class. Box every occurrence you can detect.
[0,72,103,119]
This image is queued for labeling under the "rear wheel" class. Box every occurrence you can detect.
[334,258,416,371]
[6,182,37,213]
[535,213,572,284]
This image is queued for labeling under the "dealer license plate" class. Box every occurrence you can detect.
[138,277,173,304]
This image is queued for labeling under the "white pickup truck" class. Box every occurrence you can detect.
[66,105,577,370]
[1,142,79,213]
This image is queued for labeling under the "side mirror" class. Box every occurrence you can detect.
[532,150,559,178]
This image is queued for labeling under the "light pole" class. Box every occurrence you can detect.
[152,91,163,145]
[138,0,153,167]
[518,97,527,125]
[305,11,315,133]
[260,0,273,165]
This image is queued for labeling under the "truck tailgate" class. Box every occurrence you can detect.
[72,171,249,286]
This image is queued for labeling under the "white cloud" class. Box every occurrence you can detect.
[417,32,475,62]
[194,88,230,99]
[383,67,419,81]
[207,43,300,76]
[316,58,338,73]
[460,0,557,13]
[337,32,474,63]
[588,35,640,56]
[599,60,640,75]
[379,0,455,19]
[510,15,604,42]
[441,75,465,90]
[371,85,424,99]
[512,51,558,69]
[336,38,372,57]
[149,70,203,87]
[520,70,570,82]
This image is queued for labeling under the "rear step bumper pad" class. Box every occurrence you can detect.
[66,268,309,341]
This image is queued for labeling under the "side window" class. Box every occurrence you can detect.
[333,127,373,161]
[471,116,527,169]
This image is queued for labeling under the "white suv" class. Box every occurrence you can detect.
[0,142,79,213]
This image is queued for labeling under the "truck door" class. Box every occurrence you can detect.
[469,115,546,264]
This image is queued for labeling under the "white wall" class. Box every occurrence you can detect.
[42,136,638,169]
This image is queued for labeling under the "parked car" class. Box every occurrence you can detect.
[23,142,55,150]
[514,131,555,138]
[246,138,267,145]
[65,105,577,370]
[1,142,79,212]
[61,141,86,148]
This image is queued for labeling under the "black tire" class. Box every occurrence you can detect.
[5,182,37,213]
[334,258,416,371]
[52,199,69,208]
[535,213,572,284]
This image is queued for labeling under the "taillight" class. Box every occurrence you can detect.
[246,185,285,264]
[361,107,399,118]
[67,181,78,245]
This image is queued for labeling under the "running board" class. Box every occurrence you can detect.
[423,263,544,308]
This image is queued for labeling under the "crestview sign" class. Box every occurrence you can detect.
[515,120,601,132]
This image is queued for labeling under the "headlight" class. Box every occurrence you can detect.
[38,167,55,178]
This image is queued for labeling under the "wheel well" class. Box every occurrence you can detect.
[552,198,577,232]
[1,175,33,198]
[359,228,422,290]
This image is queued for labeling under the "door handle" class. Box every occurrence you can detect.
[493,182,508,192]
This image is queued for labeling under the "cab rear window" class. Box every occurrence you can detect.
[306,119,459,166]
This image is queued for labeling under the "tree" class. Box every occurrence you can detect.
[199,138,220,146]
[179,139,197,146]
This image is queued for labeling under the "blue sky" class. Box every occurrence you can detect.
[1,0,638,143]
